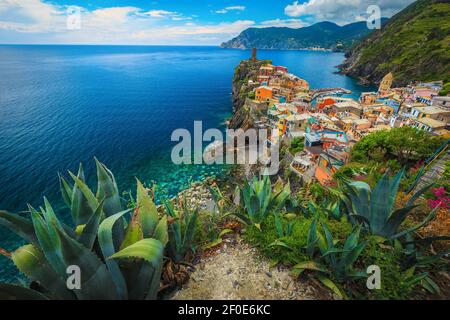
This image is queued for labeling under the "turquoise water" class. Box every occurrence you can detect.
[0,45,372,282]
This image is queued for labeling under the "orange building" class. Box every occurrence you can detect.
[317,97,336,110]
[255,86,273,102]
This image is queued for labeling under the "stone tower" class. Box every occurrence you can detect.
[251,47,257,62]
[378,72,393,96]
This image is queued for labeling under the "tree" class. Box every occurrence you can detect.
[351,127,443,166]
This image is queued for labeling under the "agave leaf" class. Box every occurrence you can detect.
[382,205,419,238]
[152,215,168,246]
[250,195,260,221]
[164,200,183,261]
[0,284,49,300]
[59,174,73,208]
[339,241,367,271]
[11,244,74,300]
[293,261,326,273]
[43,197,64,231]
[407,183,434,207]
[136,179,159,237]
[321,223,336,266]
[268,239,291,249]
[391,205,439,240]
[182,207,199,254]
[350,214,370,226]
[274,213,284,238]
[203,238,223,250]
[306,218,317,258]
[343,226,361,252]
[56,228,119,300]
[369,173,391,234]
[77,200,104,250]
[95,159,123,216]
[30,209,66,276]
[120,211,144,250]
[347,182,370,220]
[259,174,272,215]
[69,165,97,225]
[144,261,163,300]
[404,272,429,287]
[97,209,131,300]
[271,180,291,210]
[0,210,37,244]
[422,276,440,294]
[415,250,450,267]
[109,238,164,269]
[316,275,346,299]
[387,169,404,211]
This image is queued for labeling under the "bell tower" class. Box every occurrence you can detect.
[378,72,393,96]
[251,47,257,62]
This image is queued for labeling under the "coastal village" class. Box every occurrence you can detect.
[238,49,450,186]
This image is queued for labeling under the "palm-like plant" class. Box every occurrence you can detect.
[341,169,438,239]
[237,174,291,228]
[0,159,168,300]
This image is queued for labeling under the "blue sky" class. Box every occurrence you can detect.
[0,0,415,45]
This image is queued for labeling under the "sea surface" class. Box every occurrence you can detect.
[0,45,373,282]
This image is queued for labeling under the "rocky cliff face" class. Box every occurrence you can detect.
[339,0,450,86]
[228,59,271,130]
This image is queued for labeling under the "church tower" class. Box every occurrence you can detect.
[378,72,393,96]
[251,47,257,62]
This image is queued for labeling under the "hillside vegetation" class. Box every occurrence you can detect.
[340,0,450,86]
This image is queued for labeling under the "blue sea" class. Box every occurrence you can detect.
[0,45,372,282]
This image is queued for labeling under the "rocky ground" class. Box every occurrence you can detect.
[171,239,329,300]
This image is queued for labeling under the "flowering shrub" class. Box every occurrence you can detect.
[427,187,450,209]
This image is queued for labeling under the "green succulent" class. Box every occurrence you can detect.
[341,169,438,239]
[294,222,367,298]
[237,174,291,228]
[0,159,168,300]
[163,198,198,263]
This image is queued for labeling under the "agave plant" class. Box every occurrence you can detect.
[0,159,168,300]
[341,169,438,239]
[294,223,367,298]
[163,197,198,263]
[237,174,291,228]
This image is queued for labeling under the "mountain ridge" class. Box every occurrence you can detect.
[221,20,388,52]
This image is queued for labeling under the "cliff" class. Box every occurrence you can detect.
[228,58,271,129]
[339,0,450,86]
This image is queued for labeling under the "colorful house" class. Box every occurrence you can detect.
[258,65,274,83]
[255,86,273,102]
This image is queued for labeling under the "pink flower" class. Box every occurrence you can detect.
[432,187,446,198]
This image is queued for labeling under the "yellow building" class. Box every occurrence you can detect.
[378,72,393,96]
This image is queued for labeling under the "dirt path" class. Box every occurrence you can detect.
[171,240,329,300]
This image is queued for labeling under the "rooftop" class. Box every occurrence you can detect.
[413,106,450,115]
[415,117,446,128]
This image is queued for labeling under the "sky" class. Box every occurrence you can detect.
[0,0,415,45]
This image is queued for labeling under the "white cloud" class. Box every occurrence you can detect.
[0,0,253,45]
[143,10,178,18]
[260,19,309,28]
[215,5,246,14]
[284,0,415,24]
